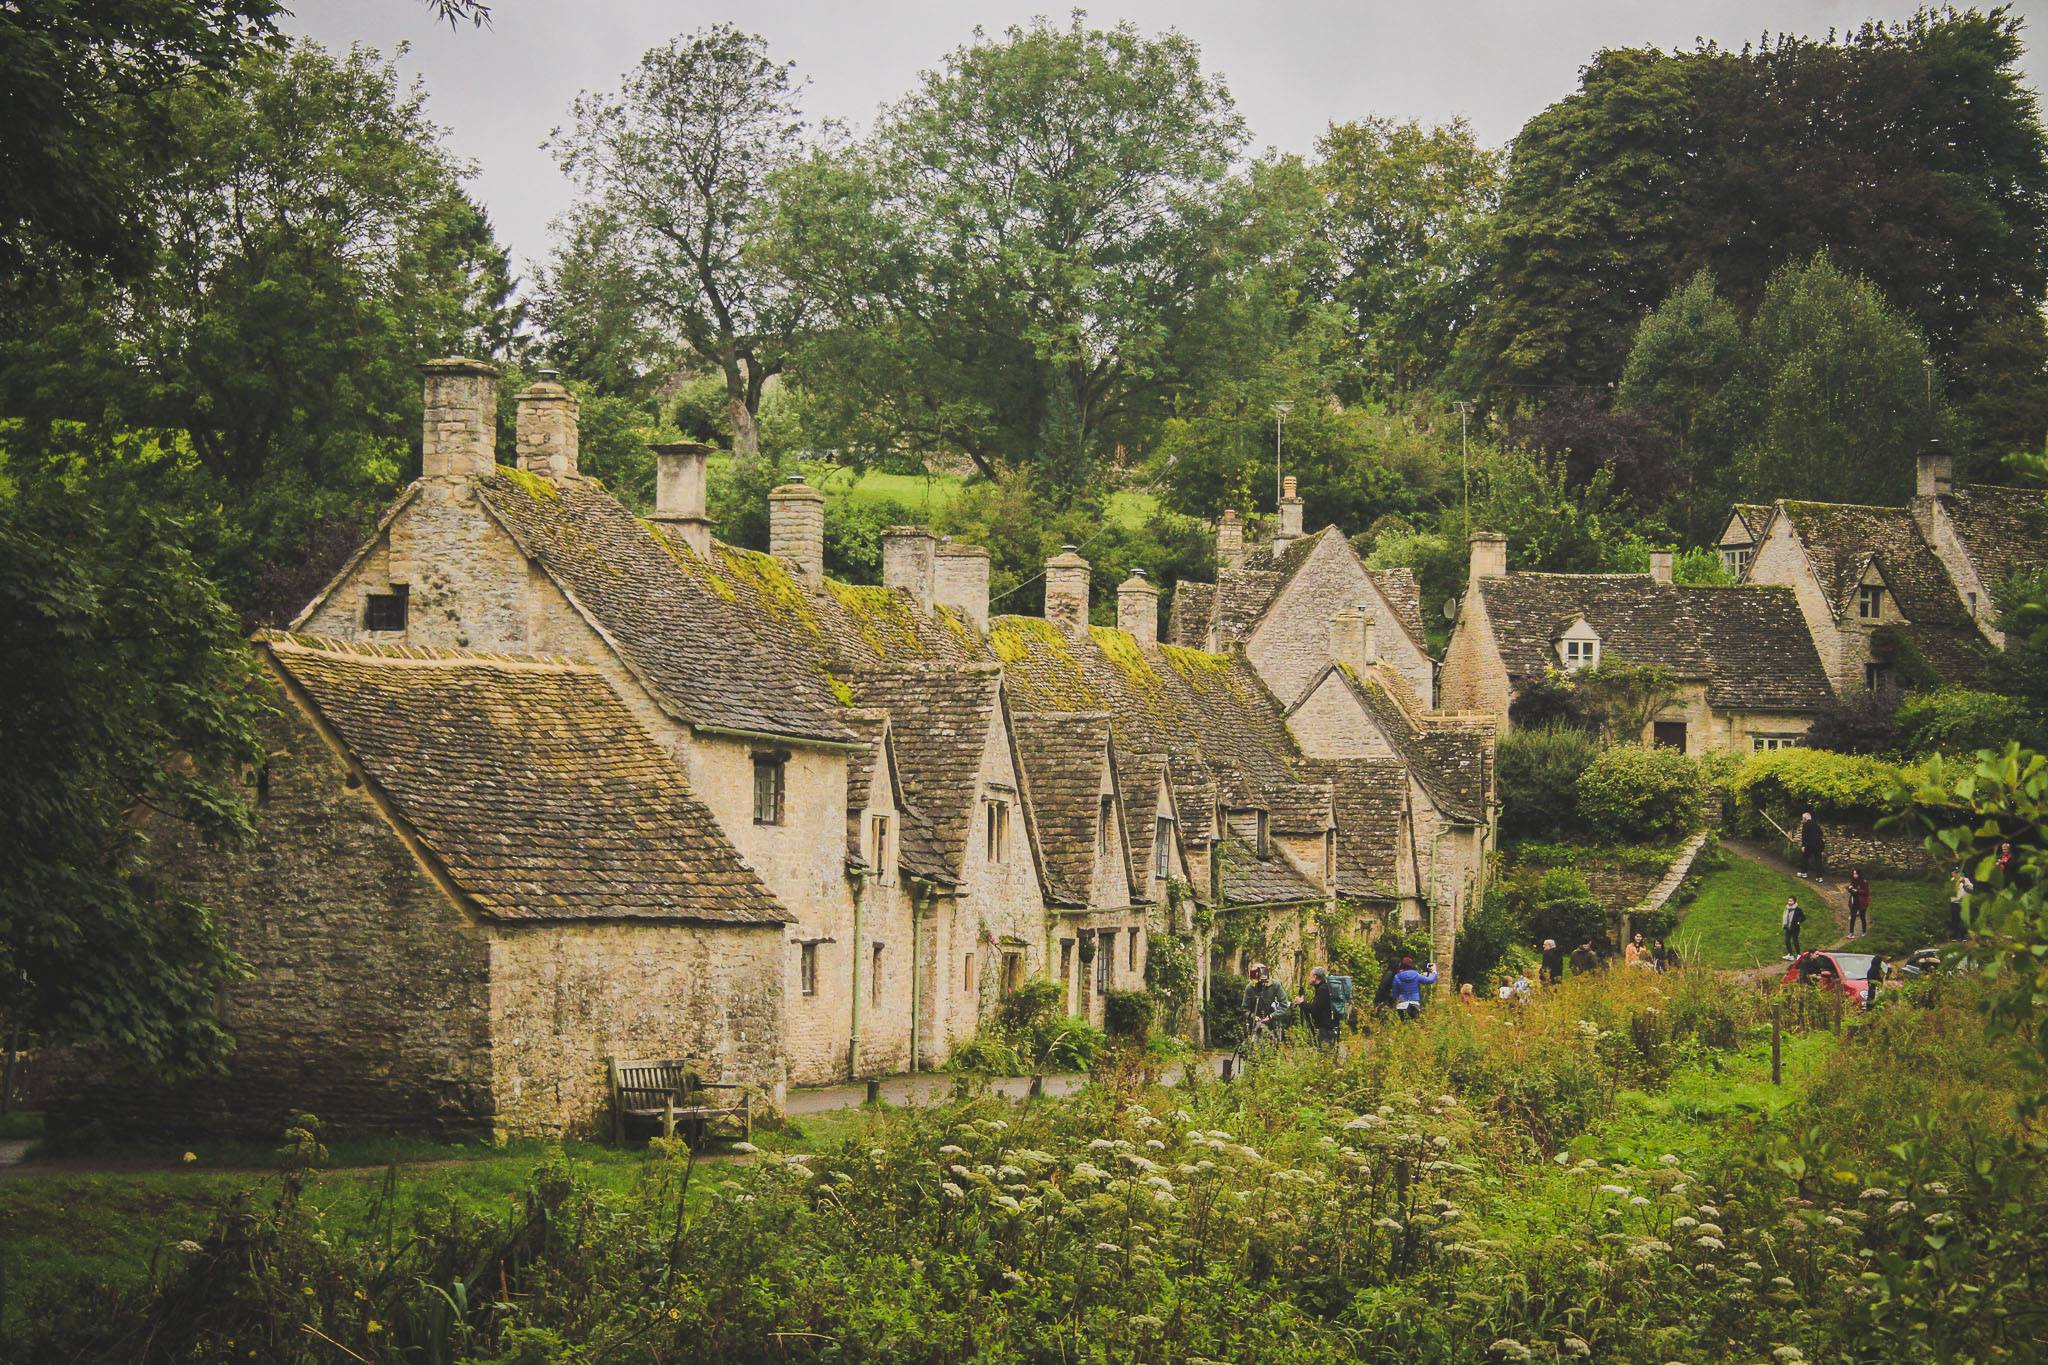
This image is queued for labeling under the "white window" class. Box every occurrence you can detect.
[1858,584,1884,620]
[1720,547,1752,579]
[1752,735,1802,752]
[799,942,818,996]
[1561,637,1598,672]
[1153,817,1173,879]
[984,799,1008,862]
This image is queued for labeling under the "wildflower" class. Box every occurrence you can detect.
[1431,1135,1452,1151]
[783,1153,814,1165]
[1924,1181,1949,1196]
[1088,1138,1116,1152]
[1824,1215,1844,1228]
[1629,1195,1650,1207]
[1373,1216,1403,1231]
[174,1240,204,1255]
[950,1164,973,1179]
[1002,1269,1027,1287]
[1771,1349,1805,1363]
[1886,1200,1913,1216]
[1093,1242,1122,1254]
[1658,1154,1680,1166]
[667,1307,682,1321]
[1145,1139,1166,1151]
[1345,1115,1384,1131]
[999,1165,1026,1181]
[1598,1184,1631,1197]
[1694,1236,1725,1251]
[987,1120,1009,1133]
[1695,1223,1724,1237]
[1071,1162,1110,1182]
[366,1321,383,1335]
[938,1144,965,1157]
[1858,1188,1889,1202]
[730,1141,760,1155]
[1438,1094,1458,1108]
[1488,1338,1533,1361]
[1561,1335,1592,1357]
[1696,1204,1720,1217]
[181,1152,197,1164]
[942,1182,966,1199]
[994,1195,1021,1211]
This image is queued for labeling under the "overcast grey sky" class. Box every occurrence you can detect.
[285,1,2048,282]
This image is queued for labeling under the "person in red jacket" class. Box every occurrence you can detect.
[1846,869,1871,938]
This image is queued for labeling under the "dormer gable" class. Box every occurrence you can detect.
[1852,560,1898,623]
[1554,616,1600,673]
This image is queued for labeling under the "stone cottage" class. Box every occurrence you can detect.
[1733,450,2046,693]
[139,634,789,1138]
[1440,534,1834,752]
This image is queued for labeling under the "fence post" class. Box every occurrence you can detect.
[1770,1016,1782,1087]
[865,1078,881,1105]
[1028,1074,1044,1099]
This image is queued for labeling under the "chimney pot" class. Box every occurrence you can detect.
[514,374,579,481]
[1117,568,1160,646]
[1044,545,1092,635]
[768,476,827,579]
[650,440,713,558]
[1469,532,1508,582]
[421,357,499,479]
[934,540,991,633]
[1274,478,1305,556]
[1648,549,1674,584]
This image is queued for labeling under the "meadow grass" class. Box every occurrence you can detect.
[1848,876,1950,957]
[1673,858,1830,968]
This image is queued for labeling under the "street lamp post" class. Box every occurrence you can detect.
[1272,402,1293,509]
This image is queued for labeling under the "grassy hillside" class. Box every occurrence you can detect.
[1672,858,1830,969]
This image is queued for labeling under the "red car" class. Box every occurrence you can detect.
[1781,951,1880,1003]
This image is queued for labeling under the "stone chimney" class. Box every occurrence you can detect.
[649,440,714,558]
[1916,445,1954,500]
[1216,508,1245,571]
[1469,532,1508,582]
[1329,606,1367,673]
[934,540,991,633]
[1648,549,1674,584]
[1273,476,1304,557]
[882,527,938,612]
[1117,568,1160,646]
[514,370,579,481]
[768,473,826,579]
[421,358,499,479]
[1044,544,1091,635]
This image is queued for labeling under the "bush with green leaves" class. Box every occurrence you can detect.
[1729,747,1903,836]
[1496,724,1600,841]
[1574,744,1704,843]
[1203,971,1249,1048]
[1102,989,1152,1040]
[1891,686,2045,758]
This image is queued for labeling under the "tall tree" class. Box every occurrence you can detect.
[1313,116,1502,399]
[1617,270,1755,536]
[762,16,1250,489]
[0,40,513,620]
[546,25,810,457]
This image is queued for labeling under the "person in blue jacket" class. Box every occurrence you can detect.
[1390,955,1437,1021]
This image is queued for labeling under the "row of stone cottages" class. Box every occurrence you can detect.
[123,360,1497,1139]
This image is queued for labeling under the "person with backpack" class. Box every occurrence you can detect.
[1569,941,1599,975]
[1298,967,1341,1046]
[1389,955,1437,1022]
[1240,963,1290,1048]
[1845,869,1871,938]
[1781,895,1805,960]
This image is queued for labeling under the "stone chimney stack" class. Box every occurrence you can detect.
[1117,568,1160,646]
[649,440,714,558]
[768,473,826,580]
[882,527,938,612]
[1469,532,1508,582]
[1216,508,1245,571]
[1044,545,1092,635]
[1329,606,1367,674]
[1273,476,1305,557]
[1362,615,1378,666]
[514,370,579,481]
[934,540,992,633]
[1916,445,1954,500]
[1648,549,1674,584]
[421,358,499,479]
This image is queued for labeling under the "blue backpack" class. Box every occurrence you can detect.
[1326,974,1355,1020]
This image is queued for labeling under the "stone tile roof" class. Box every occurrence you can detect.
[1727,504,1773,543]
[990,618,1305,844]
[1303,758,1407,900]
[1266,780,1334,835]
[1169,526,1428,655]
[1775,499,1985,680]
[473,471,854,743]
[849,666,1006,883]
[841,709,892,865]
[263,634,789,927]
[1474,575,1833,712]
[1010,712,1126,908]
[1214,839,1325,905]
[1942,485,2048,594]
[1370,566,1430,649]
[1318,665,1490,822]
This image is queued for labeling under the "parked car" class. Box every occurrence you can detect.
[1780,951,1880,1004]
[1899,946,1952,978]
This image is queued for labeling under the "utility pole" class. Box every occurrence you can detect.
[1457,401,1472,541]
[1272,402,1293,509]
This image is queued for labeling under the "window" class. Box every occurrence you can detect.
[1154,817,1173,879]
[869,813,892,883]
[984,799,1008,862]
[1095,935,1112,993]
[364,584,408,632]
[753,754,786,825]
[1098,795,1115,853]
[1968,591,1979,616]
[1060,938,1074,982]
[1857,584,1884,620]
[1652,721,1687,750]
[963,953,976,994]
[1721,547,1751,579]
[1128,928,1141,972]
[871,944,883,1006]
[1561,637,1597,672]
[1752,734,1802,752]
[799,942,818,996]
[1001,951,1023,995]
[1325,830,1336,884]
[1227,809,1268,856]
[1865,661,1893,692]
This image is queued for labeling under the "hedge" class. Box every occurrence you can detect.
[1726,747,1904,835]
[1574,744,1704,843]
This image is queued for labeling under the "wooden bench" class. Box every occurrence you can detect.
[607,1057,752,1148]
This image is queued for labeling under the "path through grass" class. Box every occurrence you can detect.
[1673,857,1830,969]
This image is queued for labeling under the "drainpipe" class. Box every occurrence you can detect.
[908,888,926,1074]
[847,869,869,1081]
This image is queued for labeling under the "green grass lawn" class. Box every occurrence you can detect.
[710,456,1164,532]
[1672,858,1831,969]
[1849,876,1952,958]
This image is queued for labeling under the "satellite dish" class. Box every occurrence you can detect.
[1443,595,1462,623]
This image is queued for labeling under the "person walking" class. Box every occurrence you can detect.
[1796,811,1826,882]
[1949,867,1973,940]
[1240,963,1290,1048]
[1389,955,1436,1022]
[1569,940,1599,975]
[1539,938,1565,984]
[1297,967,1339,1046]
[1781,895,1805,960]
[1845,869,1871,938]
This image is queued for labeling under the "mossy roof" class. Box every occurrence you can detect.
[1302,758,1407,901]
[1774,499,1985,680]
[848,666,1008,883]
[1214,838,1325,906]
[1941,485,2048,597]
[1312,664,1490,823]
[1010,713,1131,909]
[263,634,789,927]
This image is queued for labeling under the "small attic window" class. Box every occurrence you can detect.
[1858,584,1884,620]
[1098,795,1114,853]
[364,585,408,632]
[1560,636,1598,672]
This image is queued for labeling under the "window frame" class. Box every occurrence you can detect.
[1857,584,1884,620]
[984,798,1008,863]
[1865,661,1893,693]
[753,752,788,826]
[364,584,409,632]
[1154,817,1174,880]
[1098,794,1114,854]
[799,941,818,997]
[869,812,892,884]
[1560,636,1598,672]
[1128,928,1141,972]
[1094,933,1112,993]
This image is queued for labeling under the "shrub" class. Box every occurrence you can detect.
[996,977,1064,1035]
[1805,688,1902,754]
[1525,867,1610,953]
[1453,887,1523,986]
[1574,744,1703,842]
[1891,686,2045,757]
[1204,971,1248,1048]
[1496,724,1600,840]
[1103,989,1152,1039]
[1729,747,1901,835]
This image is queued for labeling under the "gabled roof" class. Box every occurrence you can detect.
[1303,758,1407,900]
[263,634,788,927]
[1941,485,2048,595]
[1215,838,1325,906]
[849,665,1008,883]
[1010,713,1134,908]
[1293,663,1491,823]
[1170,527,1429,655]
[1773,499,1984,680]
[470,471,855,743]
[1722,504,1773,546]
[1473,574,1833,713]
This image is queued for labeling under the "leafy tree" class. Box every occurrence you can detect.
[1672,547,1733,586]
[0,40,514,620]
[1575,744,1703,843]
[1892,686,2047,757]
[1804,690,1903,756]
[1618,270,1755,536]
[547,25,812,458]
[1508,391,1682,512]
[1312,116,1501,398]
[1495,725,1600,841]
[0,487,265,1075]
[762,16,1251,489]
[526,206,678,401]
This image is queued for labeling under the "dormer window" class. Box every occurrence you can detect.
[1857,584,1884,620]
[1720,546,1752,579]
[1226,808,1269,857]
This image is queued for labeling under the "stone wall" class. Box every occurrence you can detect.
[1749,516,1856,695]
[1439,594,1510,723]
[1823,822,1937,878]
[488,920,783,1137]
